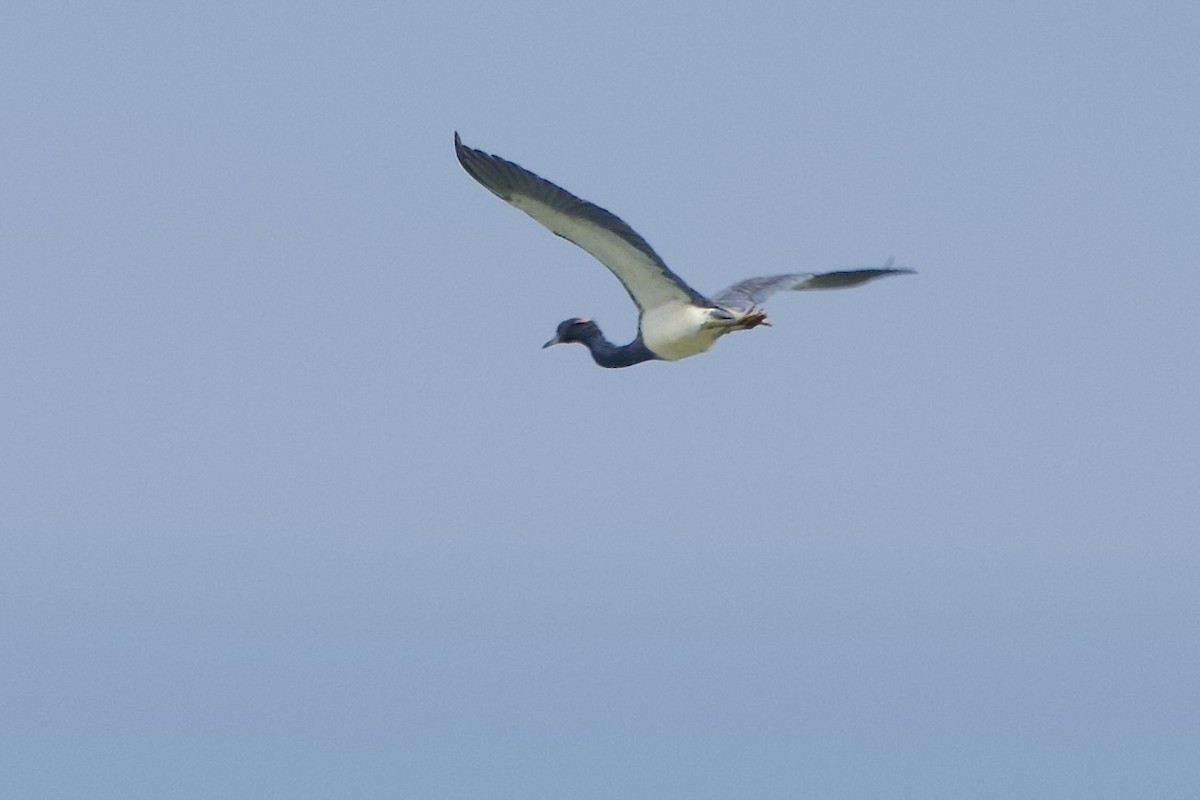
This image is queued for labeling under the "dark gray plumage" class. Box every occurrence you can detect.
[711,263,911,311]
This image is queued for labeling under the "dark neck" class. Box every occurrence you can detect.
[579,327,660,368]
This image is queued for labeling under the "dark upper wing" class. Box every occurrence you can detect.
[455,133,710,313]
[711,264,914,311]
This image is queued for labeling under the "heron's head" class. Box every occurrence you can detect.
[542,317,597,348]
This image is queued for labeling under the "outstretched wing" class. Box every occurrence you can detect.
[711,264,914,311]
[455,133,710,313]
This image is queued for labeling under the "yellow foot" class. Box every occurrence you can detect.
[743,309,770,328]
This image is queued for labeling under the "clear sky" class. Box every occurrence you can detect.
[3,2,1199,798]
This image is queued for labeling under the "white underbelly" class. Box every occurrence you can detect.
[640,303,722,361]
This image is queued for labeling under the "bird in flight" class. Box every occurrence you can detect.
[455,133,912,368]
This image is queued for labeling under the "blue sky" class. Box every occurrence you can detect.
[3,2,1199,797]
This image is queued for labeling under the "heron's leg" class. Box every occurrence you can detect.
[740,309,770,329]
[703,307,770,331]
